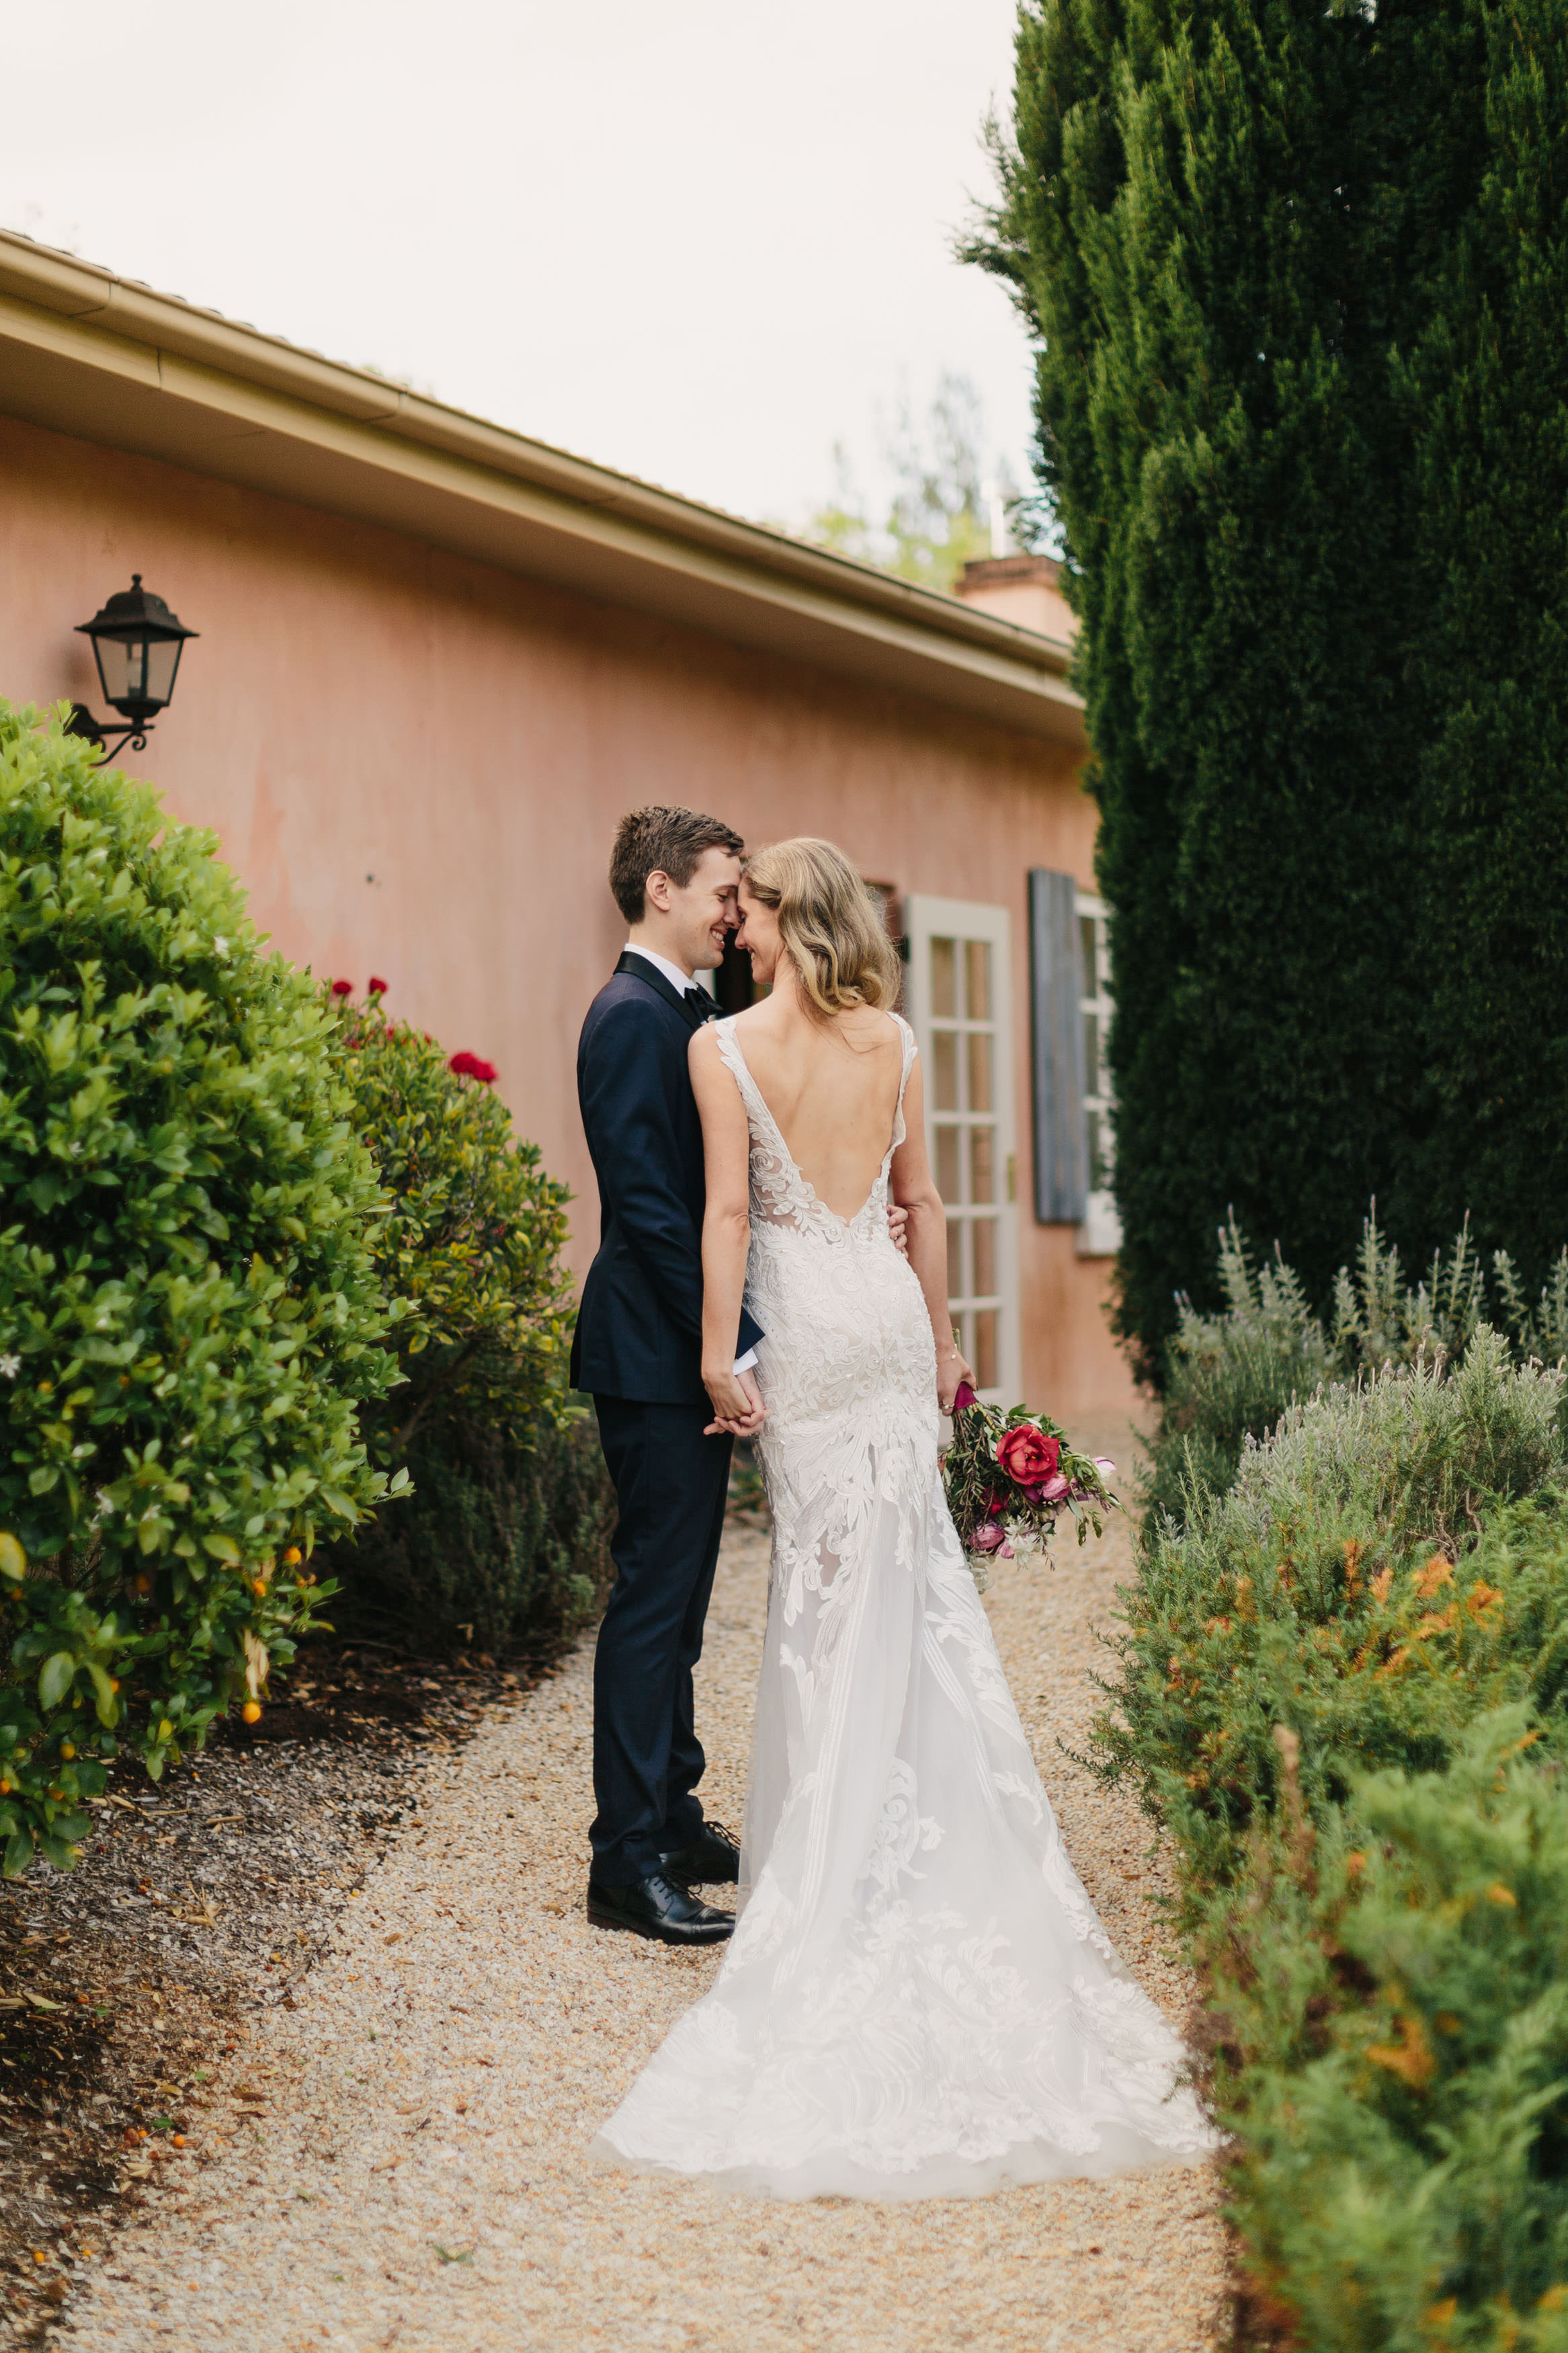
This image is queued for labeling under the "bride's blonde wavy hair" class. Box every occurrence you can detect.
[743,837,901,1021]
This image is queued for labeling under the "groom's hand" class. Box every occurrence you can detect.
[887,1203,910,1257]
[703,1365,766,1439]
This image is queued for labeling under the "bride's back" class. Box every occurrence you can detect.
[731,999,903,1222]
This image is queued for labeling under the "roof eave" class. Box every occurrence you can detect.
[0,231,1083,746]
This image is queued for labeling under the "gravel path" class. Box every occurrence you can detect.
[64,1421,1223,2353]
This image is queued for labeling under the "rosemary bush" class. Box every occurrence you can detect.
[1102,1334,1568,2343]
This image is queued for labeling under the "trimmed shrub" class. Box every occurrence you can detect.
[1100,1335,1568,2344]
[0,703,399,1870]
[1143,1211,1568,1534]
[1104,1332,1567,1905]
[1204,1712,1568,2351]
[324,1404,614,1657]
[319,990,613,1656]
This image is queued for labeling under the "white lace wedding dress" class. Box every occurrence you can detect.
[592,1012,1214,2200]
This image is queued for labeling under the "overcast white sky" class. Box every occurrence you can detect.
[1,1,1036,530]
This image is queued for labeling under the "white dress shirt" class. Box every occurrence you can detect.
[620,943,756,1380]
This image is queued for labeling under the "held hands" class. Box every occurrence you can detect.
[936,1341,975,1417]
[704,1363,766,1439]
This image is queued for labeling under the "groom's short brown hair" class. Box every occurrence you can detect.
[609,805,745,924]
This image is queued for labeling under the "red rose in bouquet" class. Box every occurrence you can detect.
[996,1423,1061,1490]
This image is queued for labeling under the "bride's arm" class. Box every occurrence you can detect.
[689,1027,764,1435]
[889,1055,975,1413]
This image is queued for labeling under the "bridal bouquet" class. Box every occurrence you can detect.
[942,1384,1118,1590]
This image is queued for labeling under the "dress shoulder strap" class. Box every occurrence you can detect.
[889,1010,917,1103]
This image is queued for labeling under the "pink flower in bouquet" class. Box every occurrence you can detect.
[983,1488,1008,1521]
[952,1381,979,1412]
[996,1423,1061,1490]
[970,1522,1007,1554]
[1094,1457,1116,1478]
[1038,1472,1071,1502]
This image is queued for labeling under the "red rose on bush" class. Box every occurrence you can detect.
[368,975,388,996]
[996,1423,1061,1489]
[331,978,354,997]
[448,1049,498,1084]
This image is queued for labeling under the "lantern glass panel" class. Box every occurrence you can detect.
[96,633,183,715]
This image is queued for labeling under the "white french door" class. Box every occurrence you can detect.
[904,895,1020,1404]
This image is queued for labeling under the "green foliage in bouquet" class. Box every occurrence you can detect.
[944,1388,1116,1587]
[1100,1330,1568,2344]
[0,703,401,1871]
[1144,1210,1568,1538]
[320,990,613,1654]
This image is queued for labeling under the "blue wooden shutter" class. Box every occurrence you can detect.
[1028,869,1087,1223]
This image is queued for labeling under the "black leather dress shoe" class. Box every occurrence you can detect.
[586,1870,734,1946]
[661,1821,742,1885]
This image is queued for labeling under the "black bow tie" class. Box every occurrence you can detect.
[684,986,715,1027]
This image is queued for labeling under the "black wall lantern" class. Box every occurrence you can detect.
[67,575,198,762]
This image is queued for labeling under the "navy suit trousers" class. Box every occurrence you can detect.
[589,1396,733,1885]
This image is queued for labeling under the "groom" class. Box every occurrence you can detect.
[571,805,762,1946]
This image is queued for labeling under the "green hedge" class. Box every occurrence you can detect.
[1100,1334,1568,2344]
[324,1402,613,1657]
[318,988,614,1659]
[0,703,399,1869]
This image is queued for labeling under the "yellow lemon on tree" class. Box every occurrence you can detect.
[283,1546,302,1566]
[60,1742,75,1760]
[241,1700,262,1725]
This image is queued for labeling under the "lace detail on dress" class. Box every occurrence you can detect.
[592,1008,1216,2200]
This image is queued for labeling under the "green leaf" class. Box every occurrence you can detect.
[202,1533,241,1564]
[38,1651,76,1710]
[50,1809,90,1843]
[38,1834,77,1870]
[3,1831,34,1880]
[0,1533,26,1581]
[86,1662,120,1727]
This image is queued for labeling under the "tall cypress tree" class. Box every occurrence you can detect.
[969,0,1491,1379]
[1401,0,1568,1278]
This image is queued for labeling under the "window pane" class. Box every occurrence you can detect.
[1083,1010,1100,1099]
[964,940,991,1023]
[931,938,956,1020]
[946,1219,964,1300]
[935,1124,961,1201]
[972,1217,997,1297]
[966,1031,993,1114]
[968,1125,995,1204]
[932,1031,959,1112]
[1079,913,1097,993]
[974,1309,999,1390]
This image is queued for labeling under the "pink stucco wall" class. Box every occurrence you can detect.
[0,409,1137,1417]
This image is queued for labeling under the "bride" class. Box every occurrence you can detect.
[591,837,1214,2200]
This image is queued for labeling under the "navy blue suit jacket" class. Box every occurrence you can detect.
[569,953,763,1404]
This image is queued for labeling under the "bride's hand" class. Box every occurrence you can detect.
[886,1203,910,1257]
[936,1341,974,1416]
[704,1363,766,1438]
